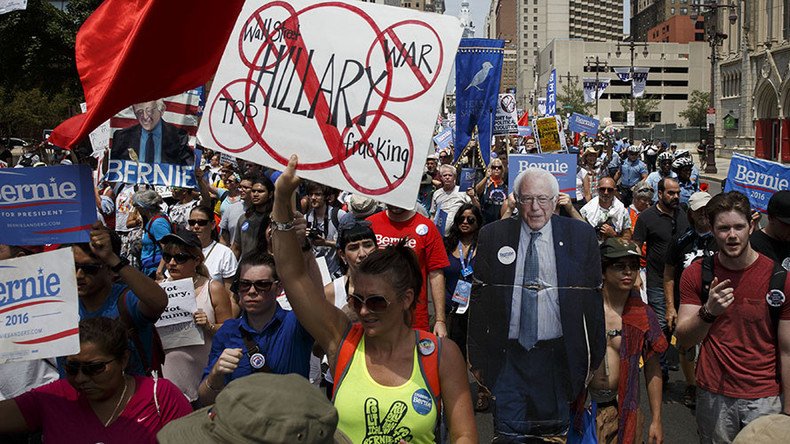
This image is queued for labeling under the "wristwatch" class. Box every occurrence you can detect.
[270,219,295,232]
[110,257,130,273]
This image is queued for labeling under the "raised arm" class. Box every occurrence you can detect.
[270,155,350,358]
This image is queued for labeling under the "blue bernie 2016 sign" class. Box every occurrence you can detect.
[724,153,789,213]
[508,154,578,195]
[0,165,97,246]
[568,113,600,135]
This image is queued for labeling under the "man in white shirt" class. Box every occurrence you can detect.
[429,164,475,235]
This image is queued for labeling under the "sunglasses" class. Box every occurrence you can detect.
[491,166,503,170]
[162,253,195,264]
[598,187,615,194]
[237,279,277,293]
[347,293,391,313]
[460,216,477,224]
[188,219,210,227]
[75,263,104,275]
[64,359,115,377]
[610,262,640,273]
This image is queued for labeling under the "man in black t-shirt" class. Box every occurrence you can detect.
[663,191,717,407]
[633,178,689,382]
[750,191,790,268]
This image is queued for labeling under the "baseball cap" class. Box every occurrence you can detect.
[161,227,202,250]
[732,414,790,444]
[767,190,790,224]
[349,194,379,218]
[600,238,642,259]
[157,373,352,444]
[688,191,712,211]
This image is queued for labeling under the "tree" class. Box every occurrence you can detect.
[679,90,710,127]
[619,96,661,127]
[557,78,593,117]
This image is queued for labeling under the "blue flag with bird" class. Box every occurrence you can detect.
[454,38,504,165]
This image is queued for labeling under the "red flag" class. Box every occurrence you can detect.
[49,0,245,149]
[517,111,530,127]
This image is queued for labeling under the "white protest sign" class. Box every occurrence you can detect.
[158,321,204,350]
[197,0,463,208]
[156,278,198,327]
[0,0,26,15]
[80,103,111,157]
[0,249,79,364]
[493,93,518,135]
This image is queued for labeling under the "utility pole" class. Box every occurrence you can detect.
[691,1,737,174]
[586,56,609,116]
[616,40,649,143]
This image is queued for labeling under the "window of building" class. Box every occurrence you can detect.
[534,8,538,13]
[415,2,419,7]
[533,0,537,4]
[534,25,538,30]
[663,67,689,73]
[664,94,689,100]
[524,8,528,13]
[695,21,704,29]
[534,33,538,39]
[695,33,705,41]
[534,16,538,21]
[680,7,688,14]
[524,25,528,30]
[671,7,675,14]
[534,41,538,47]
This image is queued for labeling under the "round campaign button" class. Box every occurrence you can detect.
[766,289,786,308]
[241,221,250,232]
[783,257,790,271]
[418,338,435,356]
[411,388,433,415]
[249,352,266,369]
[415,224,429,236]
[498,246,516,265]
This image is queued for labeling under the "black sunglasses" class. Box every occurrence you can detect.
[75,263,104,275]
[187,219,210,227]
[237,279,277,293]
[598,187,615,193]
[491,166,503,170]
[64,359,115,377]
[347,293,390,313]
[162,253,195,264]
[461,216,477,224]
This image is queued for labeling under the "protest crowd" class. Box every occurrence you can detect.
[1,2,790,444]
[1,123,789,444]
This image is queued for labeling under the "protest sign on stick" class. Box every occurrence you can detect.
[0,249,80,364]
[508,154,577,195]
[534,116,564,153]
[493,93,518,136]
[0,165,97,246]
[724,153,789,213]
[197,0,463,208]
[156,278,204,350]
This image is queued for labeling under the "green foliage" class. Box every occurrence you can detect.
[0,0,102,139]
[679,90,710,127]
[556,78,593,117]
[619,96,661,127]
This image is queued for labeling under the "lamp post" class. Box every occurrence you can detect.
[691,1,738,174]
[586,56,610,117]
[615,40,649,143]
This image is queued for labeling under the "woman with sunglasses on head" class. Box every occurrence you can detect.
[0,317,192,443]
[271,156,476,443]
[474,157,508,225]
[197,251,315,406]
[186,206,238,298]
[158,228,232,404]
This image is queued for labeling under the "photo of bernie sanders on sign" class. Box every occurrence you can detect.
[105,95,200,188]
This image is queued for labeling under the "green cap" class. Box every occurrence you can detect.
[600,238,642,260]
[157,373,352,444]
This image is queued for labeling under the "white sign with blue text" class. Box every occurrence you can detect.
[0,249,80,364]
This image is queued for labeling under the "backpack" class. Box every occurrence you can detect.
[117,288,166,376]
[332,324,442,408]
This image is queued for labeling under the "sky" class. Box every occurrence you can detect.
[443,0,630,37]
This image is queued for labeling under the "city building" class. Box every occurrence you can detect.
[648,14,706,43]
[515,0,624,110]
[459,0,476,38]
[631,0,696,42]
[486,0,518,92]
[714,0,790,162]
[535,39,711,127]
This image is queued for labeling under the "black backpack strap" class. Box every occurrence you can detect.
[240,328,272,373]
[700,253,715,305]
[768,261,787,330]
[117,287,151,373]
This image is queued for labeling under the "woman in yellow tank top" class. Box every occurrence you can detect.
[271,156,477,443]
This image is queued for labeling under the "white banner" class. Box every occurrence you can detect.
[197,0,463,209]
[493,93,519,135]
[0,250,80,364]
[0,0,26,15]
[156,278,198,328]
[613,67,631,82]
[632,67,649,98]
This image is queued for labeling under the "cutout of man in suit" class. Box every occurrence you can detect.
[469,167,606,442]
[111,99,194,166]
